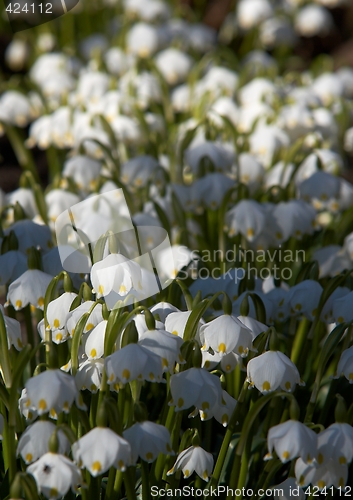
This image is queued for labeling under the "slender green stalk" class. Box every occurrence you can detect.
[4,125,39,181]
[141,460,151,500]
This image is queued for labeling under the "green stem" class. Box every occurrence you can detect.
[4,125,39,182]
[24,305,36,375]
[141,461,151,500]
[0,310,12,387]
[123,467,137,500]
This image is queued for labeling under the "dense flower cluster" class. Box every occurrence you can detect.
[1,0,353,499]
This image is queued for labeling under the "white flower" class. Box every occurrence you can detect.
[0,251,27,286]
[165,310,203,340]
[91,254,143,309]
[138,328,184,373]
[295,456,348,489]
[246,351,302,394]
[169,367,223,416]
[46,292,78,344]
[198,67,239,98]
[271,478,305,500]
[332,291,353,323]
[75,358,104,393]
[193,389,237,426]
[335,345,353,383]
[62,155,101,191]
[4,219,53,254]
[0,90,32,127]
[237,0,273,30]
[65,302,103,338]
[126,22,160,57]
[120,155,159,188]
[265,420,318,463]
[105,343,164,388]
[72,427,131,475]
[150,302,180,323]
[6,269,53,311]
[0,304,23,350]
[184,141,235,174]
[200,314,254,358]
[23,369,86,418]
[167,445,213,481]
[85,320,107,359]
[226,200,266,241]
[196,173,235,210]
[17,421,70,464]
[317,423,353,466]
[287,280,323,321]
[27,452,82,499]
[123,421,173,463]
[5,38,29,71]
[104,47,129,76]
[295,5,333,37]
[154,244,193,281]
[155,48,193,86]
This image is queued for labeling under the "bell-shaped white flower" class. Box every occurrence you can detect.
[0,304,23,350]
[75,358,104,393]
[6,269,53,311]
[237,0,273,30]
[0,250,27,286]
[191,389,237,426]
[85,320,107,360]
[200,314,254,358]
[150,302,180,323]
[287,280,323,321]
[23,369,86,418]
[265,420,318,464]
[335,346,353,383]
[169,367,223,416]
[138,329,184,373]
[167,445,213,481]
[5,38,29,71]
[65,302,103,338]
[4,219,53,254]
[27,452,82,499]
[226,200,266,241]
[317,423,353,466]
[91,253,143,306]
[196,173,235,210]
[155,48,193,86]
[126,22,160,57]
[165,310,204,340]
[272,200,317,242]
[72,427,131,475]
[295,5,333,37]
[246,351,302,394]
[105,343,164,388]
[271,478,305,500]
[184,141,234,175]
[332,291,353,324]
[123,421,173,463]
[0,90,32,127]
[62,155,101,188]
[17,421,70,464]
[295,456,348,489]
[46,292,78,344]
[120,155,159,188]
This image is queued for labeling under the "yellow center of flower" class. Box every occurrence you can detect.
[90,349,97,358]
[262,381,271,392]
[317,453,323,464]
[86,323,94,331]
[203,471,208,480]
[222,414,228,426]
[50,489,58,497]
[91,384,97,392]
[37,297,45,308]
[53,319,60,328]
[118,460,125,470]
[56,333,63,342]
[17,338,23,348]
[184,469,190,478]
[339,456,346,464]
[247,228,254,238]
[15,300,22,309]
[25,453,33,463]
[177,397,184,408]
[337,316,344,323]
[285,381,291,390]
[318,480,325,489]
[122,369,130,380]
[38,399,47,411]
[146,452,153,461]
[172,330,178,335]
[63,401,70,412]
[50,408,57,418]
[119,284,127,294]
[218,343,226,354]
[98,285,104,295]
[282,451,290,460]
[201,402,209,410]
[92,461,102,473]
